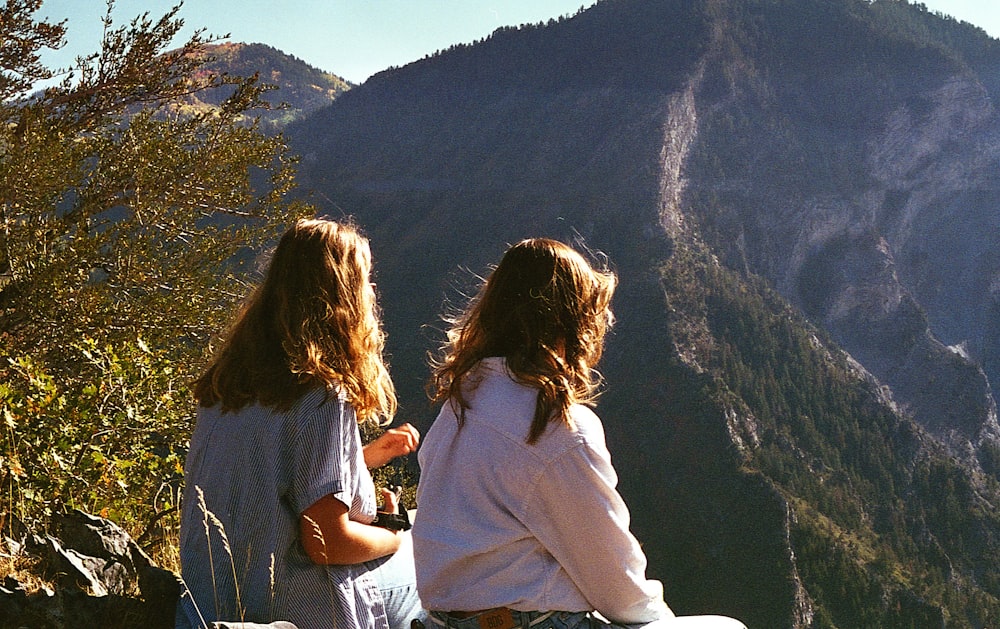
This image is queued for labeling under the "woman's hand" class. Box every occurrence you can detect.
[363,423,420,469]
[380,486,401,514]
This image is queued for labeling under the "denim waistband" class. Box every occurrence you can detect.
[429,609,556,629]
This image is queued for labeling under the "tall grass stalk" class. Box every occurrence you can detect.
[195,487,220,620]
[177,579,210,629]
[269,552,276,619]
[302,513,338,623]
[194,485,251,623]
[204,503,245,622]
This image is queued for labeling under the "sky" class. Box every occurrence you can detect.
[37,1,598,85]
[35,0,1000,86]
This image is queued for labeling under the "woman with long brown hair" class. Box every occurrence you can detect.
[176,218,424,629]
[412,238,745,629]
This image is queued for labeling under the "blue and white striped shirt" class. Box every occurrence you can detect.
[176,386,387,629]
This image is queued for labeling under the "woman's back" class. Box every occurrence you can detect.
[413,358,669,622]
[177,388,380,628]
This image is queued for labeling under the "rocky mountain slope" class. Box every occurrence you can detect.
[674,0,1000,467]
[179,42,351,131]
[285,0,1000,625]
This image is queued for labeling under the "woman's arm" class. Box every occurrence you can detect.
[526,416,673,623]
[300,494,402,565]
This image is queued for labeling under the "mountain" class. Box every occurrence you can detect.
[285,0,1000,625]
[180,42,351,132]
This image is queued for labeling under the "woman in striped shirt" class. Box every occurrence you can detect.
[176,218,425,629]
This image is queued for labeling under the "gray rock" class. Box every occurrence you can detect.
[5,511,182,629]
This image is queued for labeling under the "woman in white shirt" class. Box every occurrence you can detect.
[412,238,746,629]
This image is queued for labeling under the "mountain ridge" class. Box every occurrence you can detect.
[178,42,351,132]
[283,0,1000,624]
[675,0,1000,465]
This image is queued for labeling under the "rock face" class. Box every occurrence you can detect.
[682,13,1000,465]
[1,511,303,628]
[1,511,181,629]
[865,76,1000,455]
[286,0,1000,624]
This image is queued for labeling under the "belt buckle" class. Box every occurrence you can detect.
[477,608,516,629]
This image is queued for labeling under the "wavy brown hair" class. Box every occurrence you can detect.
[429,238,616,443]
[194,218,396,423]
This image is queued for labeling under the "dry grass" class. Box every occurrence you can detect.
[128,510,183,576]
[146,521,182,576]
[0,546,52,593]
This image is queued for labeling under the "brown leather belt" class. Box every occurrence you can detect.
[429,609,556,629]
[447,611,489,619]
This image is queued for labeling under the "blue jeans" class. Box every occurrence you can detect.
[366,529,427,629]
[428,610,746,629]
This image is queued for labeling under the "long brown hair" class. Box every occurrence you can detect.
[429,238,616,443]
[194,218,396,423]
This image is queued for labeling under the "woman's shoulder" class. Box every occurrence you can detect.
[295,383,348,408]
[567,404,606,444]
[290,385,354,424]
[526,403,606,458]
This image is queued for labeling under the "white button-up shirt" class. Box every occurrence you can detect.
[413,358,673,624]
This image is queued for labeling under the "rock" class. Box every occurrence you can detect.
[54,511,135,573]
[2,511,304,629]
[3,511,181,629]
[0,575,28,621]
[137,564,183,628]
[44,534,128,597]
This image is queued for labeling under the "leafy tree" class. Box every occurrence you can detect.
[0,0,310,534]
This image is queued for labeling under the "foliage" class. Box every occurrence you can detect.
[0,0,311,534]
[0,0,65,99]
[2,338,187,534]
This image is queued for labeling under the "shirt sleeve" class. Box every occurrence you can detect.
[523,410,674,624]
[288,389,352,515]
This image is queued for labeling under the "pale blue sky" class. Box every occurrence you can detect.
[37,0,1000,86]
[38,1,598,85]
